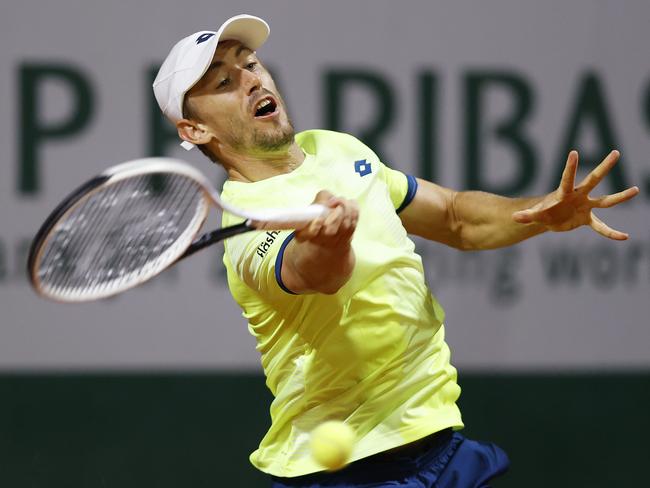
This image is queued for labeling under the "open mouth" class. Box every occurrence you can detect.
[254,97,278,118]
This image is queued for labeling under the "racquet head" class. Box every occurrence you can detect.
[28,159,213,302]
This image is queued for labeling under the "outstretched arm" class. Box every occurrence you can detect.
[399,150,639,250]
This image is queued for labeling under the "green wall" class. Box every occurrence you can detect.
[1,372,648,487]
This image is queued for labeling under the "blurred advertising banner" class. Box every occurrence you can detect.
[1,0,649,370]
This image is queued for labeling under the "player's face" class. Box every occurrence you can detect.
[184,40,294,154]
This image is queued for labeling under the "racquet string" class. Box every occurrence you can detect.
[41,176,148,295]
[55,177,146,291]
[37,173,206,299]
[48,174,201,297]
[40,180,108,289]
[100,176,187,282]
[53,176,155,293]
[108,175,199,283]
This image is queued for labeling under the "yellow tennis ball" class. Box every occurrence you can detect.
[309,420,355,471]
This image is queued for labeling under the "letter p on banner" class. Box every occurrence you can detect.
[19,63,95,194]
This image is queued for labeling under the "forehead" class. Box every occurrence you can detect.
[212,39,254,63]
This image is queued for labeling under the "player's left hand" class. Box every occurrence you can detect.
[512,150,639,240]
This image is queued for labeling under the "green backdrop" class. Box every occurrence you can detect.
[1,372,648,487]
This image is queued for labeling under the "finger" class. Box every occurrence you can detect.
[313,190,335,205]
[591,186,640,208]
[347,200,360,222]
[559,150,579,196]
[577,150,620,193]
[328,200,358,238]
[322,206,344,236]
[294,218,323,241]
[589,213,628,240]
[338,199,359,230]
[297,214,328,239]
[341,212,352,233]
[323,205,343,226]
[339,211,355,237]
[327,195,344,208]
[323,218,343,237]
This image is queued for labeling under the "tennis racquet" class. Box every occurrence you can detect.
[27,157,326,303]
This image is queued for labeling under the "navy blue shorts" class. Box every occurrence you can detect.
[271,430,509,488]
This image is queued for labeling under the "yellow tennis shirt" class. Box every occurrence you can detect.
[221,130,463,478]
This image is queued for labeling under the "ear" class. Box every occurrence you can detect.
[176,119,215,146]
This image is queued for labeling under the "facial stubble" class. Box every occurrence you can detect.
[226,99,296,153]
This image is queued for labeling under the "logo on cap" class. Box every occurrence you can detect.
[196,33,215,45]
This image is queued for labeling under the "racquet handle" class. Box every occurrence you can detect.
[179,221,254,261]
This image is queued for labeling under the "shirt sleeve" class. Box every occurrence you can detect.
[377,162,419,213]
[342,131,418,213]
[223,223,298,298]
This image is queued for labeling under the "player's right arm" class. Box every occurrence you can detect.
[280,191,359,295]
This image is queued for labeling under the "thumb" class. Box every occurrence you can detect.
[313,190,336,206]
[512,210,533,224]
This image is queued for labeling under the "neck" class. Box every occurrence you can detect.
[217,141,305,182]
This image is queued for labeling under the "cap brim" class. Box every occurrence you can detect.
[219,14,269,51]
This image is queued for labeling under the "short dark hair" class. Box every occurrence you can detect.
[181,99,220,165]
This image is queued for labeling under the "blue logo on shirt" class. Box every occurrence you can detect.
[196,33,215,45]
[354,159,372,177]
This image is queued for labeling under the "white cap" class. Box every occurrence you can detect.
[153,14,270,150]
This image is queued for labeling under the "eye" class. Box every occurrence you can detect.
[217,77,230,89]
[245,62,258,71]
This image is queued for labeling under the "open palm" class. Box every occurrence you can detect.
[512,150,639,240]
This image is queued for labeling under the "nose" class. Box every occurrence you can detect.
[241,68,262,96]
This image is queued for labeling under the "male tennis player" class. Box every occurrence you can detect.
[153,14,639,488]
